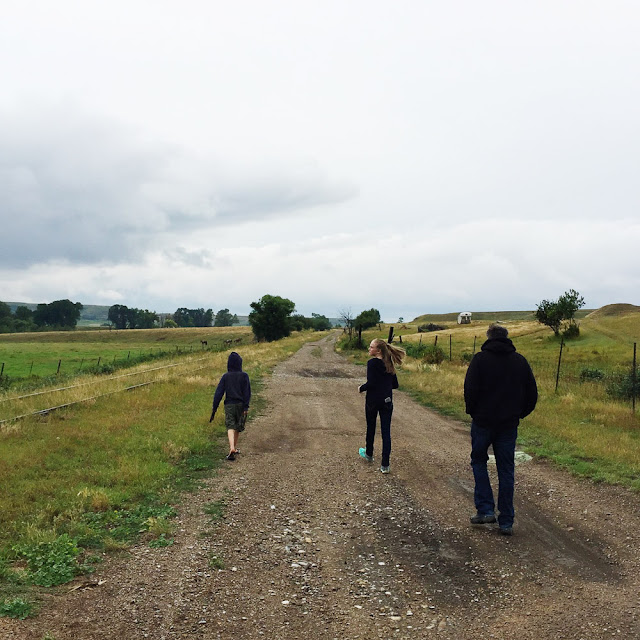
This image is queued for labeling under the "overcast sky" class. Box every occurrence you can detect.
[1,1,639,321]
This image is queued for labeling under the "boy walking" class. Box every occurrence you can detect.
[210,352,251,461]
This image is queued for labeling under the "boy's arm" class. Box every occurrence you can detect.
[243,373,251,412]
[210,375,227,420]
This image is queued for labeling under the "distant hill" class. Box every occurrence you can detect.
[412,309,595,324]
[586,303,640,318]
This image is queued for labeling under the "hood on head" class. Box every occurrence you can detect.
[227,351,242,371]
[481,337,516,355]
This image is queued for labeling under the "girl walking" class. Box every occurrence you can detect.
[358,338,405,473]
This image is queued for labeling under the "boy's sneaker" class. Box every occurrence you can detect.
[499,526,513,536]
[358,447,373,462]
[470,513,497,525]
[380,466,390,474]
[226,452,236,461]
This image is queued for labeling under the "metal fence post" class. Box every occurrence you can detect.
[555,338,564,393]
[633,342,637,414]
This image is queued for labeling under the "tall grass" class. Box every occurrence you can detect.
[0,329,324,611]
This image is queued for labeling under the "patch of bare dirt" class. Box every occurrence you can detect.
[3,334,640,639]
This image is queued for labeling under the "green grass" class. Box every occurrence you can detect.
[0,326,252,379]
[0,328,322,616]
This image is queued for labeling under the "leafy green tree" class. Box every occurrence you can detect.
[535,289,585,337]
[33,299,83,329]
[132,309,158,329]
[249,294,296,341]
[15,306,33,322]
[214,308,238,327]
[354,308,381,330]
[0,302,11,320]
[173,307,213,327]
[311,313,332,331]
[108,304,130,330]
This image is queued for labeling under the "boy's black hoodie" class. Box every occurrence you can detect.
[212,352,251,412]
[464,337,537,430]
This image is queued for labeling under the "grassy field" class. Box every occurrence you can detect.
[0,326,251,380]
[340,305,640,490]
[0,328,324,617]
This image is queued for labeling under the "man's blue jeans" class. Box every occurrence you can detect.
[470,421,518,528]
[365,401,393,467]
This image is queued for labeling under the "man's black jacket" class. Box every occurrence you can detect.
[464,337,538,429]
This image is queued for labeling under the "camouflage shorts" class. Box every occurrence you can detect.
[224,403,246,432]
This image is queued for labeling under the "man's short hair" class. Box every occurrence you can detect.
[486,323,508,339]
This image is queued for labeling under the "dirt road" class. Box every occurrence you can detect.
[4,334,640,639]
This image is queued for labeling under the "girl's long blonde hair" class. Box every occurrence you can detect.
[372,338,405,375]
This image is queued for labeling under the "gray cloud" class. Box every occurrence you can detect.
[0,105,357,268]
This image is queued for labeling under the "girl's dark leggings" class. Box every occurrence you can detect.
[365,400,393,467]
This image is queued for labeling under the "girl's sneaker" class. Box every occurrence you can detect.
[380,466,390,474]
[358,447,373,462]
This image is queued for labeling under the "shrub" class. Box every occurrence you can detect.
[404,343,430,359]
[405,342,445,364]
[579,367,605,382]
[423,345,446,364]
[606,371,640,400]
[563,323,581,339]
[418,323,445,333]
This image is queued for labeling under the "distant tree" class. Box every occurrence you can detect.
[33,299,83,329]
[0,301,13,333]
[214,308,238,327]
[132,309,158,329]
[164,318,178,328]
[249,294,296,341]
[108,304,130,330]
[535,289,585,337]
[15,306,33,322]
[174,307,213,327]
[289,314,313,331]
[311,313,332,331]
[398,317,404,323]
[354,308,381,331]
[173,307,191,327]
[338,308,355,337]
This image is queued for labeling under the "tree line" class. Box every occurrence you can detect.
[0,299,83,332]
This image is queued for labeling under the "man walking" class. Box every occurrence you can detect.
[464,323,538,535]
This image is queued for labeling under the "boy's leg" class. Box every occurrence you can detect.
[227,428,235,454]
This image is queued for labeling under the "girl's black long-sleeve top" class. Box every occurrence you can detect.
[359,357,398,404]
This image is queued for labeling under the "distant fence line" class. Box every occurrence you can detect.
[387,330,638,415]
[0,339,242,385]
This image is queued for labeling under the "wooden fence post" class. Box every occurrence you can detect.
[449,334,452,361]
[388,326,394,343]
